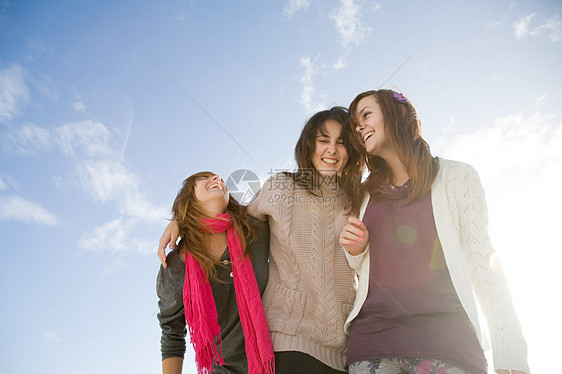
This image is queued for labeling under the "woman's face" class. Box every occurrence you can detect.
[311,119,349,177]
[193,174,229,213]
[355,96,388,157]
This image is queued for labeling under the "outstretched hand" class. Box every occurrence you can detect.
[339,217,369,256]
[157,220,180,268]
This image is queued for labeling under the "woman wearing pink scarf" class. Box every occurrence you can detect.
[158,108,365,373]
[156,171,274,374]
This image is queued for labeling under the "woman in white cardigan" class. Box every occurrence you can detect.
[339,89,529,374]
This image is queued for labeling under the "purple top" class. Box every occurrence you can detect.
[346,184,487,374]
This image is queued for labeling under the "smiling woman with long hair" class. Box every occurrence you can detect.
[340,89,530,374]
[156,171,273,374]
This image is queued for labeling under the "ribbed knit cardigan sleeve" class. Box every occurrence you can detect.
[442,160,530,373]
[343,192,371,271]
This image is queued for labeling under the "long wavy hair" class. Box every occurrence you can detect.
[348,89,440,205]
[293,106,365,214]
[171,171,255,280]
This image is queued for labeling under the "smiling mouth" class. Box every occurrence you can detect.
[363,131,374,142]
[208,183,223,191]
[322,158,338,165]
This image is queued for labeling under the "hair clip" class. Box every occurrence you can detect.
[392,91,407,103]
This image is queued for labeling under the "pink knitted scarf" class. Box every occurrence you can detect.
[183,213,275,374]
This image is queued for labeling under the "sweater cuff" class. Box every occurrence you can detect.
[343,244,369,270]
[491,334,530,373]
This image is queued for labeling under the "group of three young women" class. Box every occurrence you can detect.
[155,89,530,374]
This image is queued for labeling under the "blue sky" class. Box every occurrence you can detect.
[1,1,561,373]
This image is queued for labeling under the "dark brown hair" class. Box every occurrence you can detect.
[293,106,364,214]
[348,89,439,205]
[171,171,255,280]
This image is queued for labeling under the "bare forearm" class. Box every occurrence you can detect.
[162,357,183,374]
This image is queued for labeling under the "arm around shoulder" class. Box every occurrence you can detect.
[247,173,291,220]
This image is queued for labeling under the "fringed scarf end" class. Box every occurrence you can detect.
[194,334,224,373]
[248,357,275,374]
[264,357,275,374]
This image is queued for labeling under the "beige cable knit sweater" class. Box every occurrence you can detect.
[248,172,356,371]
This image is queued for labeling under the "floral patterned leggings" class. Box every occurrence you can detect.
[348,357,472,374]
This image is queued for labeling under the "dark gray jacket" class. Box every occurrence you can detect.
[156,219,270,373]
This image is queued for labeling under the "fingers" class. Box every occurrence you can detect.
[339,217,369,256]
[169,231,179,250]
[339,229,364,245]
[347,216,367,231]
[157,235,169,268]
[157,221,181,268]
[157,246,168,268]
[166,220,180,249]
[341,217,367,244]
[158,250,167,268]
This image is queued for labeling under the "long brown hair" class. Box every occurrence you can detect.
[293,106,364,214]
[171,171,255,280]
[348,89,439,205]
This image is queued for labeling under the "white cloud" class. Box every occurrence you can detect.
[67,137,166,259]
[0,64,29,122]
[293,0,375,112]
[0,174,18,191]
[533,15,562,42]
[77,159,164,220]
[55,120,112,158]
[535,95,547,107]
[44,331,62,343]
[513,13,535,39]
[76,159,164,257]
[514,13,562,42]
[78,160,139,202]
[0,194,59,225]
[72,101,86,112]
[3,118,165,261]
[333,55,347,70]
[5,123,53,155]
[284,0,310,18]
[78,217,156,258]
[4,120,110,158]
[299,55,326,114]
[79,217,132,253]
[331,0,373,48]
[486,12,504,29]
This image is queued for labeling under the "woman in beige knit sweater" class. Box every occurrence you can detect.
[158,107,365,373]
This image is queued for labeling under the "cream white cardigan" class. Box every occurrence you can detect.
[343,158,530,373]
